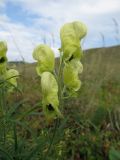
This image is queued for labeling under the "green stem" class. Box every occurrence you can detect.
[0,87,6,145]
[13,123,18,159]
[44,52,64,160]
[44,119,58,160]
[58,52,64,109]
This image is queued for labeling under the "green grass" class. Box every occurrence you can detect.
[8,45,120,111]
[2,45,120,160]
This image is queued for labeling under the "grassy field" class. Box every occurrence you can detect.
[9,45,120,114]
[1,45,120,160]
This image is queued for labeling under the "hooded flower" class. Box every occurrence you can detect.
[4,69,19,92]
[0,41,8,74]
[60,21,87,61]
[33,44,55,76]
[41,72,62,121]
[63,59,83,92]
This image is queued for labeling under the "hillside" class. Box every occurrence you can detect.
[8,45,120,106]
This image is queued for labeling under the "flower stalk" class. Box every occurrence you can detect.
[33,21,87,122]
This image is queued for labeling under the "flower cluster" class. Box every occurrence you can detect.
[60,21,87,93]
[0,41,19,92]
[33,44,61,121]
[33,21,87,121]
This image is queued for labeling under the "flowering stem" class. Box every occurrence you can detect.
[58,52,64,109]
[44,53,64,159]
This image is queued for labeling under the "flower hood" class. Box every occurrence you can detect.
[60,21,87,61]
[33,44,55,76]
[41,72,62,121]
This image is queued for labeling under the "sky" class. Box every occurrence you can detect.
[0,0,120,62]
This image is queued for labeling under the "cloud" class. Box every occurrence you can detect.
[0,0,120,62]
[7,0,120,37]
[9,0,120,19]
[80,0,120,14]
[0,0,5,8]
[0,14,41,62]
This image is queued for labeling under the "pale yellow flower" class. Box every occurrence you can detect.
[63,59,83,92]
[0,41,7,74]
[41,72,62,121]
[33,44,55,76]
[60,21,87,61]
[4,69,19,92]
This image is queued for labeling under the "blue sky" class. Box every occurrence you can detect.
[0,0,120,62]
